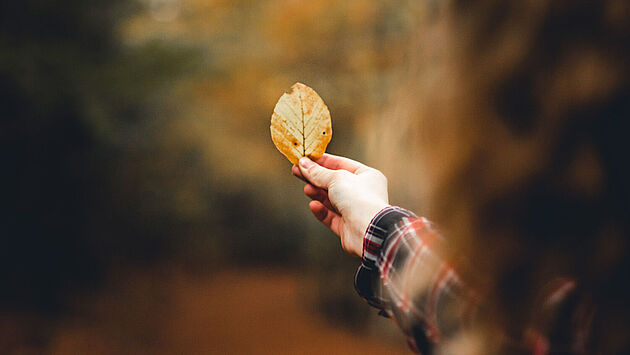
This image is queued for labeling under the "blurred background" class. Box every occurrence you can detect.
[1,0,428,353]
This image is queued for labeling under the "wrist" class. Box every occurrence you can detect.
[361,200,391,232]
[349,201,389,250]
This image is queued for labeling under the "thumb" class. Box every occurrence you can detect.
[299,157,336,189]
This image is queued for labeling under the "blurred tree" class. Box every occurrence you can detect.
[0,0,196,316]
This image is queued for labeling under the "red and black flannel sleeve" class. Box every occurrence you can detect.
[354,206,472,354]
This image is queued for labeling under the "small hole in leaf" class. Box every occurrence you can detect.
[322,131,326,135]
[293,142,298,146]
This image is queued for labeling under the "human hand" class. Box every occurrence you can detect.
[292,154,389,257]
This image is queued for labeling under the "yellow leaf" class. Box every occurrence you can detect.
[270,83,332,164]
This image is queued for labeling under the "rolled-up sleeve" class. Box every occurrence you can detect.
[354,206,473,354]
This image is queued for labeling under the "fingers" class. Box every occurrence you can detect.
[309,200,328,221]
[293,154,367,186]
[298,157,337,189]
[292,164,308,183]
[309,200,342,237]
[314,153,366,173]
[304,183,323,200]
[304,184,335,211]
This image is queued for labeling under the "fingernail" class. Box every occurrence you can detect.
[299,157,313,169]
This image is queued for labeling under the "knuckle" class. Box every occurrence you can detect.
[308,167,324,181]
[380,173,388,185]
[370,168,387,183]
[337,170,351,178]
[332,170,349,182]
[332,170,354,188]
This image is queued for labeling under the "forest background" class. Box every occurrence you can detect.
[1,0,428,353]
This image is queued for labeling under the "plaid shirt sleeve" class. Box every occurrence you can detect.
[355,206,473,354]
[354,206,592,354]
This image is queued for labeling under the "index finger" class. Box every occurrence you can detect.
[314,153,366,173]
[292,164,320,186]
[292,164,308,182]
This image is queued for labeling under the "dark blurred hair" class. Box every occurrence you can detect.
[405,0,630,352]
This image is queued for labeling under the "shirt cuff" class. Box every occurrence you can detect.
[355,206,417,310]
[361,206,418,270]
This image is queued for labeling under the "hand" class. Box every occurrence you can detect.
[292,154,390,257]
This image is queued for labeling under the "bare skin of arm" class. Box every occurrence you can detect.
[292,154,389,257]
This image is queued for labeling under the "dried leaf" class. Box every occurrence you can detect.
[270,82,332,164]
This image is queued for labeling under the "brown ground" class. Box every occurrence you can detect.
[44,268,409,354]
